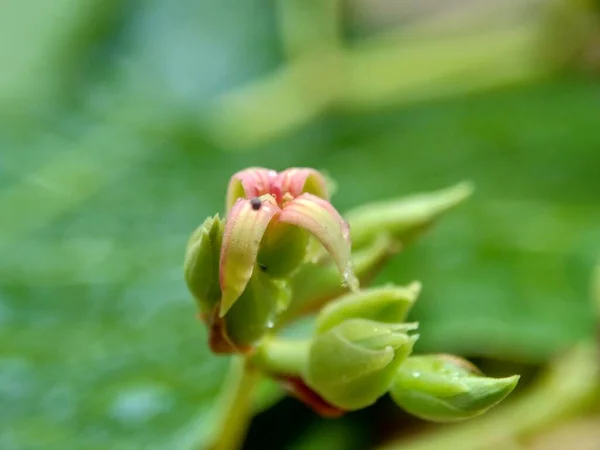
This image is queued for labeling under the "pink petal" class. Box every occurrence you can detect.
[278,193,358,291]
[276,168,329,201]
[219,195,281,316]
[226,167,279,212]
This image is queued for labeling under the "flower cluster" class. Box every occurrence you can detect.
[184,167,518,420]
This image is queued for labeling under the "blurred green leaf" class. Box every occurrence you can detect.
[3,77,600,447]
[1,0,600,446]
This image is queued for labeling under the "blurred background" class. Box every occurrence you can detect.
[1,0,600,448]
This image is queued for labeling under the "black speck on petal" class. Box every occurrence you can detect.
[250,198,262,210]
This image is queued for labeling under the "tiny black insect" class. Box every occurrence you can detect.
[258,263,268,272]
[250,197,262,210]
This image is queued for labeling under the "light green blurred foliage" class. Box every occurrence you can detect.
[1,0,600,448]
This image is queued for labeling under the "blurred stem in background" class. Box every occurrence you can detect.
[540,0,600,75]
[0,0,125,110]
[207,0,600,151]
[208,4,543,150]
[277,0,342,59]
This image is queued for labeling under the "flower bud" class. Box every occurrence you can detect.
[219,168,358,318]
[183,212,291,353]
[315,283,421,334]
[390,354,519,422]
[305,319,418,410]
[345,182,473,249]
[183,215,223,316]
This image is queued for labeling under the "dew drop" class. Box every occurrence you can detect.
[266,319,275,329]
[342,265,359,292]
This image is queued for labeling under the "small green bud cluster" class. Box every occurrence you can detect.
[184,169,518,421]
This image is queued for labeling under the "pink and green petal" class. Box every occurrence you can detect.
[225,167,279,211]
[278,193,359,291]
[219,194,280,316]
[276,168,330,201]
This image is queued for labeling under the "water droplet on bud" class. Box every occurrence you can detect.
[342,264,359,292]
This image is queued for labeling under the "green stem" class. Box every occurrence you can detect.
[252,337,310,377]
[209,357,261,450]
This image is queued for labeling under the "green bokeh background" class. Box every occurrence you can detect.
[1,0,599,449]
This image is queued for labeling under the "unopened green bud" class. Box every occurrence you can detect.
[282,234,399,322]
[390,354,519,422]
[305,319,418,410]
[345,182,474,249]
[315,283,421,334]
[183,215,223,315]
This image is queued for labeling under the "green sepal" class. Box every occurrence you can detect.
[315,283,421,334]
[390,354,519,422]
[305,319,418,411]
[183,215,223,315]
[224,267,291,349]
[345,182,474,249]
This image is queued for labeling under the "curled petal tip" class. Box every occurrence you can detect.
[219,195,280,317]
[276,168,330,201]
[342,263,359,292]
[279,193,356,291]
